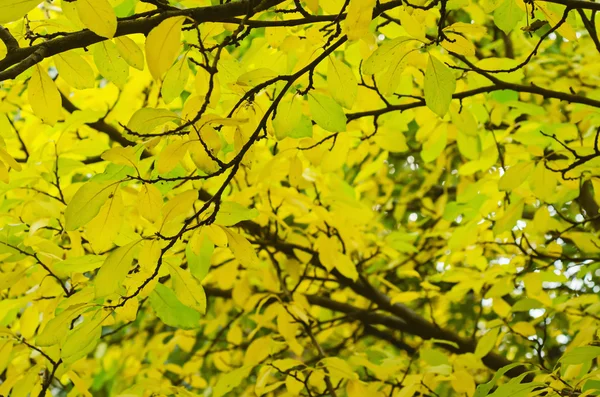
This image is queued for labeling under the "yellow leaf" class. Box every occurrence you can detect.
[493,199,524,236]
[347,380,371,397]
[157,139,189,174]
[391,291,421,304]
[512,321,537,337]
[19,305,39,340]
[138,184,163,222]
[65,181,119,231]
[54,51,95,89]
[327,56,357,109]
[195,67,221,108]
[0,147,22,171]
[345,0,376,41]
[531,162,557,201]
[224,228,261,269]
[160,189,197,228]
[244,336,274,366]
[115,36,144,70]
[167,263,207,314]
[28,65,62,125]
[76,0,117,38]
[397,8,426,41]
[100,146,137,167]
[94,240,142,298]
[374,127,408,152]
[316,235,358,280]
[498,161,534,191]
[146,16,187,80]
[0,0,42,24]
[441,33,476,56]
[424,54,456,117]
[86,189,124,252]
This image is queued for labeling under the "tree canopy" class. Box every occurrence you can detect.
[1,0,600,396]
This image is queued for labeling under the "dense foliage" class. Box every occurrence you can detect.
[1,0,600,396]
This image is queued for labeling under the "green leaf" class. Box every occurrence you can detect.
[95,240,141,298]
[149,284,201,329]
[308,93,347,132]
[424,54,456,117]
[65,181,118,231]
[187,233,214,282]
[214,201,259,227]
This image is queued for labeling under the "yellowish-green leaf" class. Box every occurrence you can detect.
[126,107,179,135]
[512,321,536,337]
[363,37,412,75]
[61,311,104,364]
[93,41,129,88]
[273,99,312,140]
[36,303,90,347]
[0,0,42,24]
[115,36,144,70]
[161,56,189,104]
[213,365,254,397]
[28,65,62,126]
[76,0,117,38]
[54,52,95,89]
[421,123,447,163]
[146,16,186,80]
[345,0,376,41]
[475,327,500,358]
[498,161,534,191]
[214,201,259,227]
[494,0,525,34]
[65,181,118,231]
[308,93,347,132]
[327,56,357,109]
[237,68,278,87]
[167,263,207,314]
[157,139,188,174]
[94,239,142,298]
[493,199,524,236]
[424,55,456,117]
